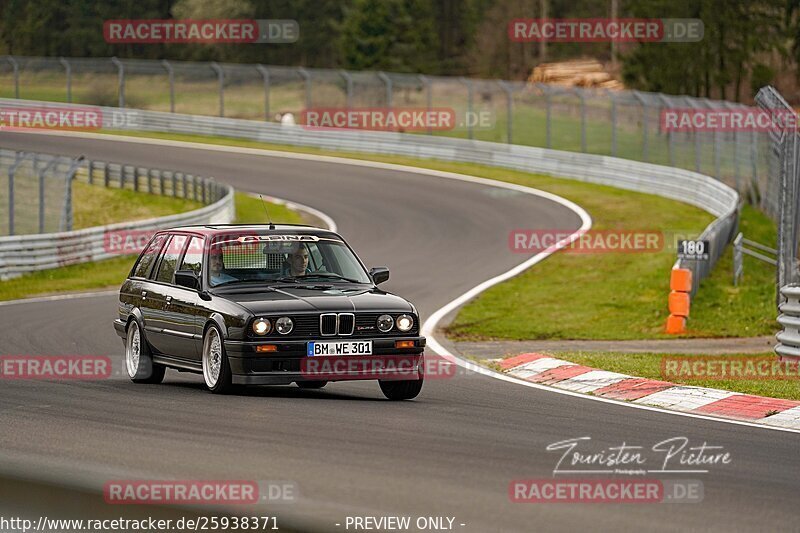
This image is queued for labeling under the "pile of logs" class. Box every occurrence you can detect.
[528,60,624,90]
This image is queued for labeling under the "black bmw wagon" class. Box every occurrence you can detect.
[113,224,426,399]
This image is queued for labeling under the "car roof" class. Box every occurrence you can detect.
[163,223,339,238]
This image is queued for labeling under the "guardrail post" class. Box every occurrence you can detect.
[37,157,58,233]
[171,172,177,197]
[182,174,188,199]
[7,152,24,236]
[256,65,271,120]
[577,88,587,153]
[339,69,353,110]
[459,77,473,140]
[59,57,72,103]
[377,71,392,109]
[733,232,743,286]
[658,95,674,166]
[418,75,432,135]
[111,57,125,108]
[62,156,84,232]
[610,91,617,156]
[498,80,513,144]
[7,56,19,98]
[162,60,175,113]
[210,62,224,117]
[540,84,552,149]
[297,67,311,109]
[103,163,109,187]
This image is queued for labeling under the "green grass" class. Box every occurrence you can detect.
[72,181,203,229]
[0,192,305,301]
[96,130,778,340]
[535,351,800,401]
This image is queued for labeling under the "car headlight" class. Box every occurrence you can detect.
[396,314,414,332]
[377,314,394,333]
[253,318,271,335]
[275,316,293,335]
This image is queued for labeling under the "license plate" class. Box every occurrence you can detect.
[307,341,373,356]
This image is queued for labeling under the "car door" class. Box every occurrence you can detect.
[166,234,206,362]
[131,233,168,346]
[147,234,196,359]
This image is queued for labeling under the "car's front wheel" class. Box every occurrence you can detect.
[202,324,234,394]
[379,376,423,400]
[125,320,166,384]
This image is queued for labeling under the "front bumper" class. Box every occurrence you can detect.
[225,336,426,385]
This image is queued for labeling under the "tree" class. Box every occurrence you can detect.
[340,0,437,72]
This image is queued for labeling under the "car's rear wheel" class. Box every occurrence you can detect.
[379,376,423,400]
[202,324,234,394]
[297,380,328,389]
[125,320,166,384]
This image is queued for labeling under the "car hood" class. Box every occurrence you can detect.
[219,285,415,315]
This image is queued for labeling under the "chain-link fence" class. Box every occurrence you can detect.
[755,87,800,303]
[0,56,771,197]
[0,149,83,236]
[0,145,225,237]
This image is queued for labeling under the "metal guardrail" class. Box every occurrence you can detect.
[0,99,739,293]
[776,285,800,361]
[0,154,234,280]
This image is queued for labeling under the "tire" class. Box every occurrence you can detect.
[379,375,423,400]
[297,380,328,389]
[202,324,234,394]
[125,320,166,384]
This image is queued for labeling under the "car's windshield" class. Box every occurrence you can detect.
[207,233,371,287]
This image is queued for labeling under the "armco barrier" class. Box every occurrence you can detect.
[0,158,234,280]
[776,285,800,361]
[0,99,739,299]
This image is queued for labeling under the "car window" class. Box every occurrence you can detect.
[132,234,167,279]
[307,242,323,271]
[179,236,204,275]
[155,235,188,284]
[207,234,371,286]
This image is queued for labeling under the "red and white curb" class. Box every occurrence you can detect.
[500,353,800,429]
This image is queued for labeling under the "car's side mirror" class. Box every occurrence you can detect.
[369,267,390,285]
[175,269,201,291]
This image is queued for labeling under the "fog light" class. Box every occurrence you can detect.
[395,340,415,349]
[256,345,277,352]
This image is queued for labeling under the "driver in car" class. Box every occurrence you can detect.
[209,249,237,286]
[284,244,312,277]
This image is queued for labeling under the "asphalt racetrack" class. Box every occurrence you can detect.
[0,132,797,532]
